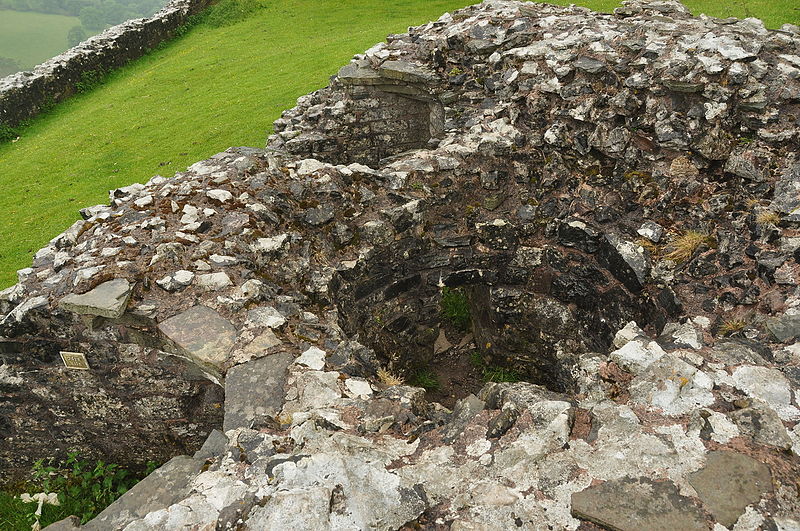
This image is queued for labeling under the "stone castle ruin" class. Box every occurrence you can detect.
[1,0,800,528]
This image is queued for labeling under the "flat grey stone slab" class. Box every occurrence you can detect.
[159,305,236,369]
[337,61,382,85]
[689,450,773,528]
[193,428,229,460]
[442,394,485,443]
[83,455,203,530]
[571,477,710,531]
[223,352,294,431]
[58,278,132,319]
[43,516,80,530]
[378,60,437,84]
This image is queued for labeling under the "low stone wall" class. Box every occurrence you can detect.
[0,0,211,129]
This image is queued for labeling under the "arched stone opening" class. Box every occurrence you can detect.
[274,59,445,167]
[331,231,666,405]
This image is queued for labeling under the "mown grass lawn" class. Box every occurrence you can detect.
[0,9,81,69]
[0,0,798,288]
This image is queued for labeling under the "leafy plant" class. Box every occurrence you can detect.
[0,124,19,144]
[468,350,484,368]
[3,452,158,527]
[75,69,107,93]
[441,287,471,332]
[411,368,440,390]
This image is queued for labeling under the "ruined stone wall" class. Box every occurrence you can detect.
[3,1,800,528]
[0,0,211,129]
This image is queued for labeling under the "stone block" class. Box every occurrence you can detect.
[571,477,710,530]
[158,305,237,371]
[58,279,132,319]
[223,352,294,432]
[689,451,772,528]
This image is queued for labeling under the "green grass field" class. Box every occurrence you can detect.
[0,0,798,288]
[0,9,81,70]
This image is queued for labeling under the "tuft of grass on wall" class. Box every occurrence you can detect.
[411,368,441,391]
[441,287,472,332]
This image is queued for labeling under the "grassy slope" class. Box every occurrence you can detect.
[0,0,798,288]
[0,9,80,69]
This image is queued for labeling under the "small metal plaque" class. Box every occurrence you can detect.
[60,351,90,370]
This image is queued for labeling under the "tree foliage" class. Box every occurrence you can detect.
[0,0,167,37]
[0,56,21,77]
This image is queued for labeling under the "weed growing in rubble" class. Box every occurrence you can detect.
[377,368,404,387]
[718,319,747,337]
[482,366,521,383]
[756,210,781,226]
[664,231,716,263]
[0,453,157,529]
[411,368,440,391]
[441,287,471,332]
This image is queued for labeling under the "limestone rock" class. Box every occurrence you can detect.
[223,352,293,431]
[689,451,773,528]
[571,477,710,531]
[731,366,799,421]
[598,234,651,292]
[58,278,132,319]
[158,305,237,371]
[2,1,800,528]
[630,354,714,416]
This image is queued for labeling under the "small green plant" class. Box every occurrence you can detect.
[441,287,471,332]
[75,69,107,94]
[0,124,19,144]
[3,452,158,527]
[448,66,464,76]
[411,368,440,390]
[35,453,156,523]
[468,350,484,368]
[482,366,521,383]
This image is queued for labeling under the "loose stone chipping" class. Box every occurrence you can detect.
[2,0,800,529]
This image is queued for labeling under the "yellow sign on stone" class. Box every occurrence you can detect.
[60,351,90,370]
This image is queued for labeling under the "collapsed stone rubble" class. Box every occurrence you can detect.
[1,0,799,528]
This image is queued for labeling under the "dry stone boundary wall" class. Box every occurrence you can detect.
[0,0,211,129]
